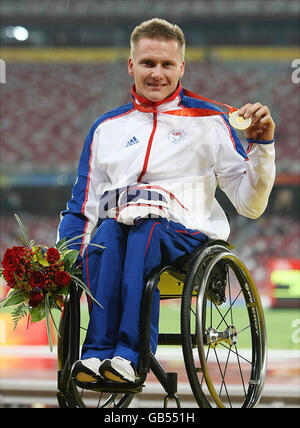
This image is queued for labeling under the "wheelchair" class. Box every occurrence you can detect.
[56,240,267,408]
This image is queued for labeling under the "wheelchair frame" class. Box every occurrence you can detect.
[57,240,267,408]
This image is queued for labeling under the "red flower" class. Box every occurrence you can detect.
[29,292,43,308]
[29,271,46,289]
[54,271,71,288]
[2,269,17,287]
[46,248,60,264]
[12,246,26,258]
[2,248,19,270]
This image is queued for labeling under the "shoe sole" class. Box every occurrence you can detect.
[72,361,102,383]
[75,372,98,383]
[100,360,135,384]
[103,370,128,383]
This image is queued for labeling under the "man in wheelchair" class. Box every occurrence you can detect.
[58,18,275,385]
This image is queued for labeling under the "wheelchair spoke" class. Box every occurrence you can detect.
[220,342,252,399]
[235,346,247,397]
[191,306,196,318]
[237,324,251,335]
[215,289,243,331]
[219,342,253,365]
[213,346,233,408]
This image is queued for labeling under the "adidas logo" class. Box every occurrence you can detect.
[125,136,139,147]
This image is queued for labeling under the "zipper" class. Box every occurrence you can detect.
[137,112,158,183]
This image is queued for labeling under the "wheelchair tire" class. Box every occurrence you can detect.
[181,244,267,408]
[57,284,135,408]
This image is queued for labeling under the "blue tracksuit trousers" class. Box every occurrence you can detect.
[81,218,207,369]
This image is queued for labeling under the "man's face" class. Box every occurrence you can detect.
[128,37,185,103]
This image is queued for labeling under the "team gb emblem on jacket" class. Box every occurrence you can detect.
[168,129,187,144]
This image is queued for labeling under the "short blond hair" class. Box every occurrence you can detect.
[130,18,185,59]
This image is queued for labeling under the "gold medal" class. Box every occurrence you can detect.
[229,111,251,130]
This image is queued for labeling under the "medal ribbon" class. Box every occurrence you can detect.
[132,87,238,117]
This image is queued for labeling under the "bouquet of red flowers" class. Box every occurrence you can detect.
[0,214,103,351]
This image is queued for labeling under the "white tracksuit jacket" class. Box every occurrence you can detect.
[58,83,276,253]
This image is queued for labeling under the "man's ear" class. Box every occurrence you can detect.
[128,57,134,77]
[179,60,185,79]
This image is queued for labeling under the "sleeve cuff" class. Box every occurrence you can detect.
[246,138,275,145]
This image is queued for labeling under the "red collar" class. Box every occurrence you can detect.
[131,82,182,110]
[131,83,237,117]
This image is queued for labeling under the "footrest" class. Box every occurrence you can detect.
[72,377,144,394]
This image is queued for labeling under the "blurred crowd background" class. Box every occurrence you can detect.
[0,0,299,300]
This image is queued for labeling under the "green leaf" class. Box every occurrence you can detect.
[86,243,106,250]
[47,298,60,338]
[70,275,103,309]
[57,287,69,297]
[30,303,46,322]
[11,303,29,329]
[61,249,79,268]
[58,233,106,253]
[14,214,31,248]
[56,237,66,251]
[57,233,90,252]
[0,289,28,309]
[45,293,53,352]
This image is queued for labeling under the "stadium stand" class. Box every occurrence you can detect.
[0,62,116,172]
[0,215,58,261]
[1,58,299,174]
[229,214,300,290]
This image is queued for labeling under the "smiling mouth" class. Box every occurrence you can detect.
[147,83,167,89]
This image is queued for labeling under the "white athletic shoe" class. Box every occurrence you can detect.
[99,356,138,383]
[71,357,103,383]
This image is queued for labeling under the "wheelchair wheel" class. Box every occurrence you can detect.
[57,284,134,408]
[181,243,267,408]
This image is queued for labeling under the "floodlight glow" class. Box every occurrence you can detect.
[13,26,29,41]
[4,26,15,38]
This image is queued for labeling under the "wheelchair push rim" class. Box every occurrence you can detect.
[182,248,267,408]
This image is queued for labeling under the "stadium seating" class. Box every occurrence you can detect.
[229,214,300,290]
[1,59,299,174]
[0,215,58,258]
[1,62,119,172]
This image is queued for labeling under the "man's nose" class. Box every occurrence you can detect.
[150,65,163,79]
